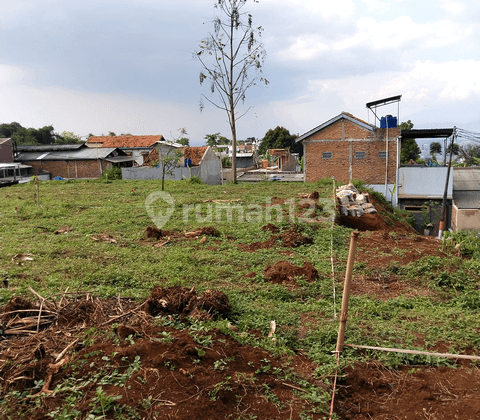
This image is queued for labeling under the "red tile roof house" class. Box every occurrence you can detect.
[86,135,165,166]
[122,144,222,185]
[296,112,400,202]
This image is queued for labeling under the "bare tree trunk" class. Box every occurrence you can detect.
[229,12,237,184]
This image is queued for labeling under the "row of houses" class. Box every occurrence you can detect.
[0,135,295,185]
[1,112,479,232]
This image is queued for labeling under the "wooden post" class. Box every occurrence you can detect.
[335,231,360,353]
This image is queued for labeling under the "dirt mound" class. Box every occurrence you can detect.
[145,286,231,321]
[336,362,480,419]
[338,212,393,231]
[279,225,314,247]
[3,296,38,321]
[57,299,98,327]
[264,261,319,284]
[145,226,163,239]
[196,226,220,237]
[0,293,326,420]
[240,224,313,252]
[262,223,280,233]
[337,195,416,234]
[238,235,277,252]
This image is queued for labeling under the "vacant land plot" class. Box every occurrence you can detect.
[0,179,479,419]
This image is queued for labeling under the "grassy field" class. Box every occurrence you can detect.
[1,178,480,417]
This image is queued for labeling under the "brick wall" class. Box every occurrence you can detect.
[23,160,111,179]
[0,139,13,163]
[303,119,400,184]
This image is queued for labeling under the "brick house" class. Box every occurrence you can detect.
[0,138,14,163]
[15,144,134,179]
[296,112,400,198]
[87,135,164,166]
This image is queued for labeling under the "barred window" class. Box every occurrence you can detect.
[355,151,365,159]
[322,152,332,159]
[378,151,388,159]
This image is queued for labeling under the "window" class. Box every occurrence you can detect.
[355,151,365,159]
[378,151,388,159]
[322,152,332,159]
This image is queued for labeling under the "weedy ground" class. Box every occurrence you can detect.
[0,178,479,419]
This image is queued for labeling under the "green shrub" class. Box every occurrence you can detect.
[101,165,122,180]
[189,175,203,184]
[221,156,232,168]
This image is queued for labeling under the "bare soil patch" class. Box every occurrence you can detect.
[0,289,327,420]
[335,362,480,419]
[355,231,447,268]
[349,272,433,300]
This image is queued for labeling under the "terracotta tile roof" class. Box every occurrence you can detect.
[342,112,373,128]
[87,135,164,148]
[184,146,208,166]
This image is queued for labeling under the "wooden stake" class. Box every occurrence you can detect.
[345,343,480,361]
[335,231,360,353]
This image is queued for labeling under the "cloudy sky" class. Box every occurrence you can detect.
[1,0,479,145]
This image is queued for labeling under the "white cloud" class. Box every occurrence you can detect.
[361,0,392,13]
[262,0,356,20]
[335,16,471,51]
[438,0,467,15]
[407,60,480,101]
[277,37,330,61]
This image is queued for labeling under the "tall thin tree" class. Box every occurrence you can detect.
[196,0,267,183]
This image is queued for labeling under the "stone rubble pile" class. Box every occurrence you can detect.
[336,183,378,217]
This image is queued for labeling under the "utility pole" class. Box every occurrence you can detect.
[438,127,456,239]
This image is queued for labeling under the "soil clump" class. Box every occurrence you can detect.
[264,261,319,285]
[240,224,313,252]
[145,286,231,321]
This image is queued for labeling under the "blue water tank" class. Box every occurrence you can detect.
[380,115,398,128]
[386,115,398,128]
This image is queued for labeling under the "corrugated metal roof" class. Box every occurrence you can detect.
[238,172,304,182]
[16,147,119,161]
[400,129,454,139]
[453,191,480,209]
[17,144,85,152]
[105,156,137,163]
[453,168,480,191]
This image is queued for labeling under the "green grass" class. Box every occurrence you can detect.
[1,178,480,373]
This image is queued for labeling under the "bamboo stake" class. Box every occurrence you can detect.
[331,176,337,319]
[344,343,480,361]
[335,231,360,354]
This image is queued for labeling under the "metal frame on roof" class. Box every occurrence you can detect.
[366,95,402,126]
